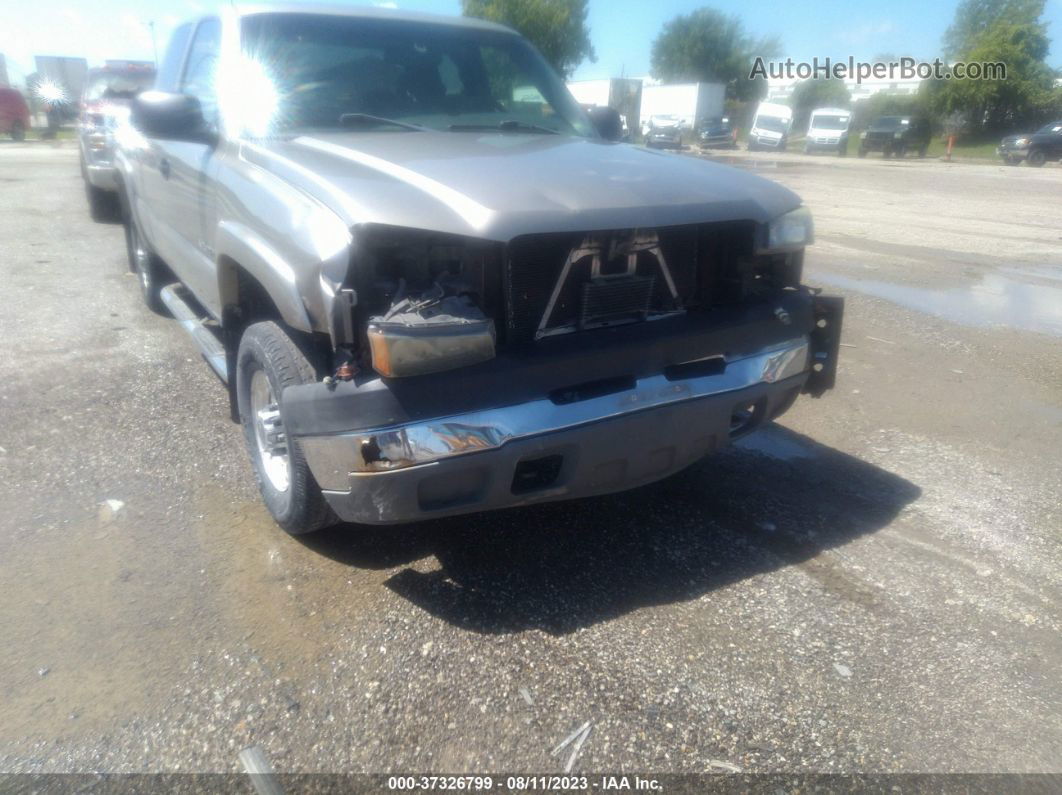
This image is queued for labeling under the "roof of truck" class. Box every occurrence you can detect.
[228,3,517,35]
[810,107,850,116]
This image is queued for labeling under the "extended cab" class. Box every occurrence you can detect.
[117,6,842,533]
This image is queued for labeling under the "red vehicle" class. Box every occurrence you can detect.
[0,87,31,141]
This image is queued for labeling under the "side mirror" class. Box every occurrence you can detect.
[587,106,623,142]
[132,91,215,143]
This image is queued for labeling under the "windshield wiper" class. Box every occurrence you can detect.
[339,113,428,132]
[449,120,559,135]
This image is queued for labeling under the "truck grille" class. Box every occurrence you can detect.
[503,221,758,345]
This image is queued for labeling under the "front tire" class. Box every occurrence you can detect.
[237,322,337,535]
[1027,149,1046,167]
[124,211,167,313]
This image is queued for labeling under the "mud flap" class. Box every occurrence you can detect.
[803,295,844,397]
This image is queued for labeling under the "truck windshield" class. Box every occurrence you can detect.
[811,115,849,130]
[238,13,594,137]
[755,116,788,133]
[83,71,155,102]
[871,116,907,130]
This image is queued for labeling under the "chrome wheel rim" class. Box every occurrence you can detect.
[250,369,290,492]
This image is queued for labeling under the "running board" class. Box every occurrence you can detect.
[159,284,229,383]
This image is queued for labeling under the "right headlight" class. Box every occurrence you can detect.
[766,206,814,251]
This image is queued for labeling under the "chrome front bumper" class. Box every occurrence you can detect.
[85,163,119,191]
[81,133,118,190]
[295,338,810,524]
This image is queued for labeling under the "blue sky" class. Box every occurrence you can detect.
[1,0,1060,85]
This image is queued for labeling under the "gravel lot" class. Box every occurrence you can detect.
[0,142,1059,776]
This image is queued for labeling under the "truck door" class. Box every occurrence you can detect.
[155,17,223,315]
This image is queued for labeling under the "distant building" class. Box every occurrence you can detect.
[0,53,9,88]
[766,75,924,104]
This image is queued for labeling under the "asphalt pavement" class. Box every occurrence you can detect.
[0,142,1059,776]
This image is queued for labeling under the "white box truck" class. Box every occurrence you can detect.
[640,82,725,137]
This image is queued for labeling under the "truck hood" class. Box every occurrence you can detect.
[242,131,802,241]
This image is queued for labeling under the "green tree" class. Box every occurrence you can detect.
[650,8,781,102]
[943,0,1044,58]
[789,78,851,132]
[934,21,1054,129]
[461,0,595,77]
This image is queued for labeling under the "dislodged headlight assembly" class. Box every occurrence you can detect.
[356,226,500,378]
[765,206,814,251]
[368,290,495,378]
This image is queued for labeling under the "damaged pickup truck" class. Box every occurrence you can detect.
[117,5,842,533]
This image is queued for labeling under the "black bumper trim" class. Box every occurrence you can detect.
[282,293,818,437]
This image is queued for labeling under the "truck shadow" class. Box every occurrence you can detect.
[300,425,921,635]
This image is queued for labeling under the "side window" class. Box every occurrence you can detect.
[181,18,222,125]
[437,55,464,96]
[156,23,194,92]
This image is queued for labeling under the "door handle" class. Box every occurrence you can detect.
[159,158,171,179]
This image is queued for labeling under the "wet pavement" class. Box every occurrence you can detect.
[814,269,1062,337]
[0,144,1059,775]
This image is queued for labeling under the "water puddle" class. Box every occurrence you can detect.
[814,268,1062,338]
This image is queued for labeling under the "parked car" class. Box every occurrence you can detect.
[998,121,1062,167]
[747,102,792,152]
[645,115,685,149]
[119,5,842,534]
[804,107,851,156]
[697,116,735,149]
[78,64,156,219]
[858,116,930,158]
[0,87,31,141]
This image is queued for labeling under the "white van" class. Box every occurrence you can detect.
[805,107,852,156]
[747,102,793,152]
